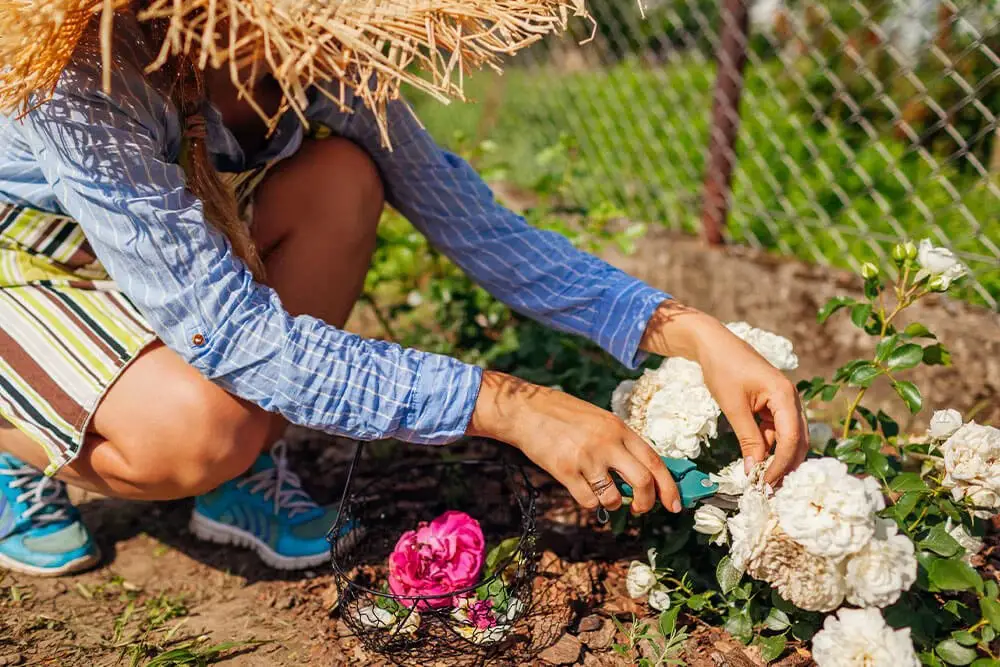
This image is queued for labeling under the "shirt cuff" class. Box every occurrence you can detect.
[592,274,672,370]
[397,352,484,444]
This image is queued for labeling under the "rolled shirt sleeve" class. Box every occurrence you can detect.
[312,93,672,370]
[21,61,481,444]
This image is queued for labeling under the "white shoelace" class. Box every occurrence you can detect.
[0,464,72,525]
[236,441,319,518]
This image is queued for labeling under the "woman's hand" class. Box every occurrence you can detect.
[467,371,681,514]
[641,301,809,486]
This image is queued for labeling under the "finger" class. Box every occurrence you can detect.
[764,392,808,486]
[607,447,657,514]
[723,398,769,470]
[563,475,602,512]
[622,433,681,513]
[583,472,624,512]
[759,416,778,450]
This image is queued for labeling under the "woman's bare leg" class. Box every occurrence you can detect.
[0,138,384,500]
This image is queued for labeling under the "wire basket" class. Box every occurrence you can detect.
[328,444,539,666]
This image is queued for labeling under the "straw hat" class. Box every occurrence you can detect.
[0,0,589,138]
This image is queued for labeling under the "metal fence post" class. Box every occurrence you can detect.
[699,0,750,246]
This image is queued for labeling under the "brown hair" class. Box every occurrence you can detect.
[142,15,265,279]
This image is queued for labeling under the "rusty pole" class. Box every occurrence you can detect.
[699,0,750,246]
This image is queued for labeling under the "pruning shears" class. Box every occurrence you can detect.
[607,456,739,513]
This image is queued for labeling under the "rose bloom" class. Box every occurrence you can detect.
[388,511,486,609]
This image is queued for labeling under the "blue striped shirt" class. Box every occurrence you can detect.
[0,16,670,445]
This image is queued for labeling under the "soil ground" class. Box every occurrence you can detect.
[2,219,998,667]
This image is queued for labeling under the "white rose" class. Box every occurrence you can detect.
[626,561,657,598]
[917,239,961,274]
[940,422,1000,511]
[610,380,636,420]
[726,322,799,371]
[928,409,963,441]
[710,459,751,496]
[945,519,984,565]
[773,458,884,559]
[808,423,835,449]
[916,239,967,288]
[648,584,671,611]
[397,610,421,634]
[693,504,729,545]
[727,489,774,572]
[812,608,919,667]
[844,518,917,608]
[640,358,721,459]
[770,555,847,612]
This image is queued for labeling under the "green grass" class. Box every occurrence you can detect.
[408,57,1000,308]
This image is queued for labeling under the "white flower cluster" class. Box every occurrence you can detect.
[611,322,797,459]
[722,459,916,612]
[625,549,671,611]
[812,608,920,667]
[927,411,1000,515]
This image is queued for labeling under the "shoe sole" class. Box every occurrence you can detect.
[189,512,334,571]
[0,547,101,577]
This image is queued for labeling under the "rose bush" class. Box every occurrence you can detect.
[614,241,999,665]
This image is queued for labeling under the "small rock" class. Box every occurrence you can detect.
[579,618,617,651]
[539,633,583,665]
[577,614,603,633]
[0,654,24,666]
[582,650,632,667]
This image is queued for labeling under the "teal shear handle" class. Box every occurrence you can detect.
[611,457,718,509]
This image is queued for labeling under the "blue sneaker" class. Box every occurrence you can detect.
[0,453,100,576]
[190,441,357,570]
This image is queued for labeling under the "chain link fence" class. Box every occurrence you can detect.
[422,1,1000,309]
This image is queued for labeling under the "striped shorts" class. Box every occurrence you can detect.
[0,167,271,476]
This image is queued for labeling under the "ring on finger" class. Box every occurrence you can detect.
[588,475,616,497]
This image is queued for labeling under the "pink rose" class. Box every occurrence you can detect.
[388,511,486,609]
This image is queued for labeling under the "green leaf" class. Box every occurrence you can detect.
[817,296,855,324]
[764,608,791,632]
[849,363,882,388]
[903,322,936,339]
[724,610,753,644]
[892,380,923,414]
[877,410,900,438]
[935,639,977,665]
[716,556,743,595]
[888,343,924,370]
[891,472,930,493]
[658,606,681,637]
[923,344,952,367]
[865,451,891,478]
[820,383,840,401]
[951,631,979,646]
[483,536,521,577]
[982,627,995,644]
[920,525,962,557]
[850,303,873,329]
[753,634,787,662]
[980,597,1000,632]
[857,406,879,429]
[922,653,946,667]
[985,581,999,600]
[928,559,984,594]
[834,359,869,382]
[875,335,899,363]
[686,593,711,611]
[891,491,922,521]
[971,659,1000,667]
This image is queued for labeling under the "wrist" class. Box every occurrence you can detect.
[640,300,723,362]
[466,370,526,445]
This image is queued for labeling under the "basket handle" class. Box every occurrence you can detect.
[326,440,365,542]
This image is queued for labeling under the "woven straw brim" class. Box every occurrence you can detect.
[0,0,590,142]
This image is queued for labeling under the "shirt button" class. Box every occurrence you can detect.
[192,334,206,346]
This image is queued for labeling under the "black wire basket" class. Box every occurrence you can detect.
[328,444,539,666]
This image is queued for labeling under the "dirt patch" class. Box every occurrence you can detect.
[604,229,1000,428]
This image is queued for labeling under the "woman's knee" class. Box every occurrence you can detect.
[91,377,271,499]
[253,137,385,251]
